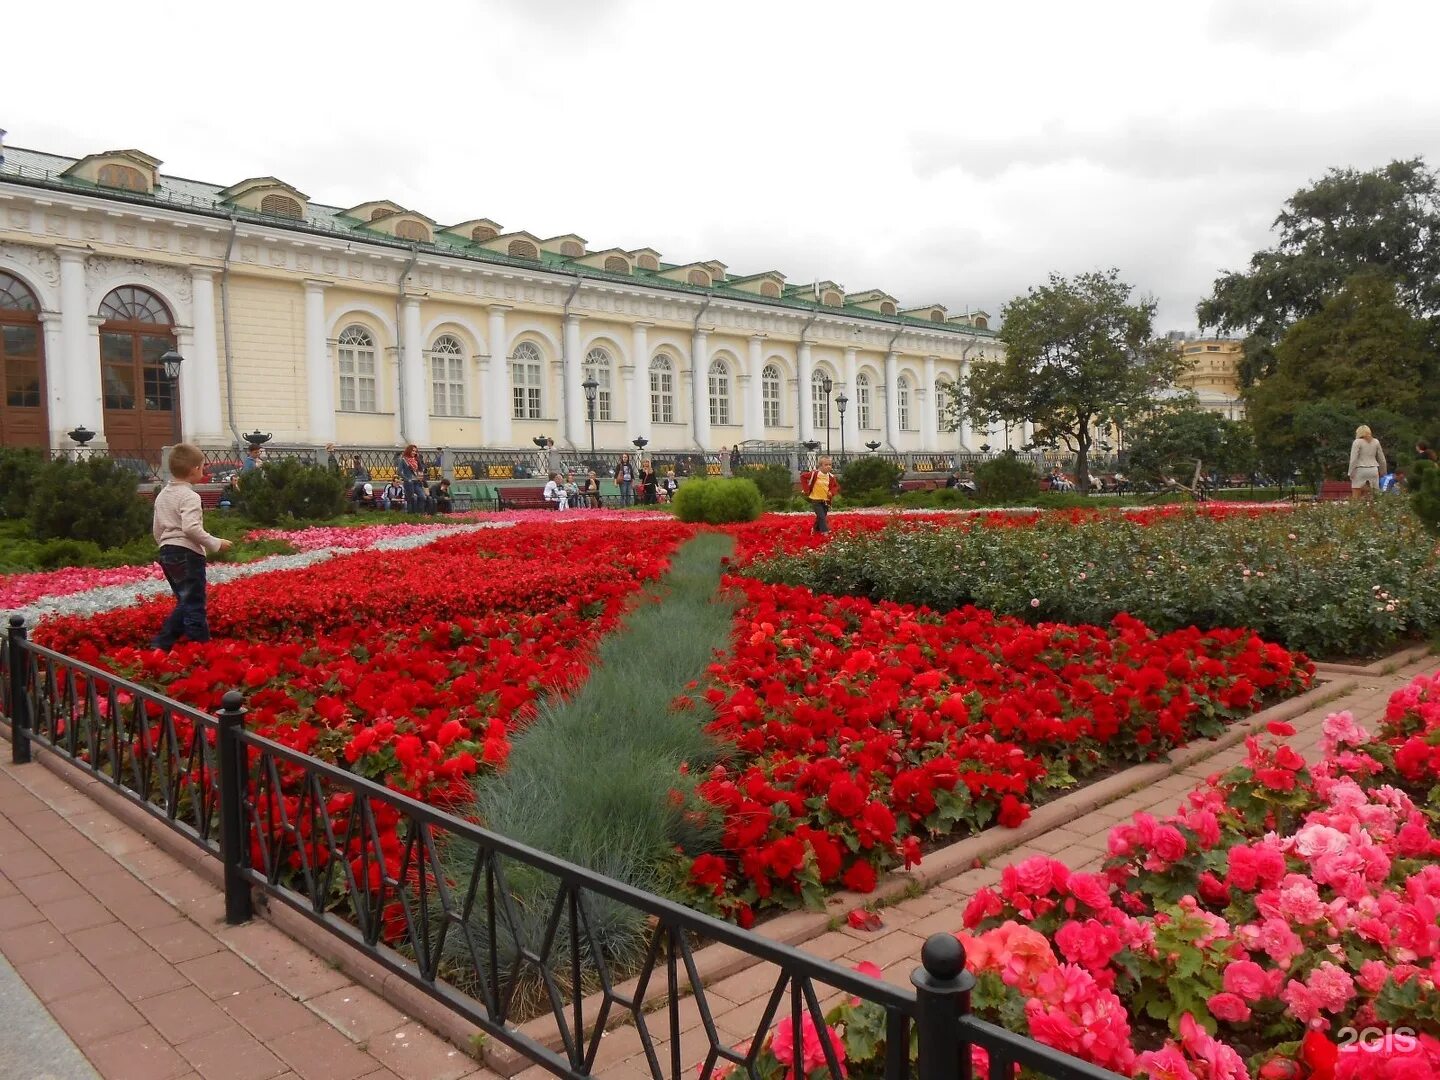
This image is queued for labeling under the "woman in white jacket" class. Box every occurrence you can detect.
[1348,424,1387,500]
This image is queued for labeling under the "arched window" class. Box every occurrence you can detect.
[974,316,988,329]
[603,256,629,274]
[650,355,675,424]
[760,281,780,299]
[560,241,584,257]
[811,370,833,433]
[98,286,176,459]
[636,253,660,271]
[472,225,498,242]
[897,376,912,431]
[509,239,538,260]
[428,334,466,416]
[370,208,390,221]
[935,380,949,433]
[880,301,897,317]
[687,269,710,287]
[0,271,45,447]
[855,372,873,430]
[584,347,613,422]
[260,193,303,219]
[396,220,430,243]
[97,164,147,191]
[930,311,945,323]
[511,341,543,420]
[337,325,378,413]
[708,359,731,427]
[821,290,842,307]
[762,364,782,428]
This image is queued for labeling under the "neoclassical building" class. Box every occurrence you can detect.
[0,142,1010,461]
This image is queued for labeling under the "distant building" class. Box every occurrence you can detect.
[1170,335,1245,420]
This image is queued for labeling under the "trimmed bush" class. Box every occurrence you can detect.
[975,451,1040,503]
[0,448,44,520]
[840,456,902,499]
[747,464,796,505]
[1414,458,1440,535]
[27,456,151,549]
[671,478,763,523]
[234,458,347,525]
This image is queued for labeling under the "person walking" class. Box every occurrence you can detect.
[1349,424,1387,500]
[614,453,636,506]
[800,456,841,534]
[150,443,232,650]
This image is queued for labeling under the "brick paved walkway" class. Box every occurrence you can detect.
[0,761,500,1080]
[2,658,1434,1080]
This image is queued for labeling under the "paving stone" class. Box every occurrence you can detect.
[137,985,235,1044]
[175,1025,289,1080]
[365,1025,474,1080]
[269,1023,378,1080]
[83,1024,193,1080]
[48,984,148,1044]
[307,986,411,1043]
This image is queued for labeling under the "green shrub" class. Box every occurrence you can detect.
[1413,459,1440,535]
[897,488,971,509]
[0,448,44,520]
[975,452,1040,503]
[747,464,796,505]
[746,501,1440,660]
[234,458,347,525]
[33,538,105,570]
[27,457,151,549]
[671,478,763,523]
[840,456,902,499]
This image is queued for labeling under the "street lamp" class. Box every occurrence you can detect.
[582,376,599,471]
[835,393,848,464]
[820,374,833,458]
[160,348,184,445]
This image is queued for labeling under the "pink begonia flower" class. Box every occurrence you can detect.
[1223,959,1280,1002]
[1135,1043,1199,1080]
[1206,991,1252,1024]
[769,1012,846,1080]
[1305,961,1356,1012]
[1175,1014,1249,1080]
[1321,709,1372,750]
[1334,1032,1440,1080]
[1023,964,1137,1074]
[0,564,161,606]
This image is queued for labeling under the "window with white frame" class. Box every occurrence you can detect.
[583,347,613,421]
[855,372,873,429]
[811,370,833,433]
[337,325,378,412]
[762,364,782,428]
[708,359,731,427]
[897,376,912,430]
[650,354,675,424]
[511,341,543,420]
[428,334,466,416]
[935,380,948,432]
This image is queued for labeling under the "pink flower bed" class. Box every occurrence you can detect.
[0,564,162,607]
[242,523,467,551]
[729,668,1440,1079]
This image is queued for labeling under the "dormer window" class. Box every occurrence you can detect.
[639,254,659,270]
[261,193,303,219]
[396,220,430,243]
[604,256,629,273]
[761,281,781,299]
[822,290,843,307]
[974,316,988,329]
[472,225,498,241]
[687,269,711,287]
[97,164,148,191]
[930,311,945,323]
[880,301,897,316]
[370,208,389,221]
[509,239,539,259]
[561,241,583,257]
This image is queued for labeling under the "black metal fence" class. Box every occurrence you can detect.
[2,619,1121,1080]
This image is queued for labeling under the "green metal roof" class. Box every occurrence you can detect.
[0,145,997,339]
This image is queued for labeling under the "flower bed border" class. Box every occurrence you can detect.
[2,660,1371,1075]
[1311,641,1434,676]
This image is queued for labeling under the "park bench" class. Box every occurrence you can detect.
[141,484,227,510]
[1316,480,1352,502]
[495,485,556,510]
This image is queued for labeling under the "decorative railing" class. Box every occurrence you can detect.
[2,619,1120,1079]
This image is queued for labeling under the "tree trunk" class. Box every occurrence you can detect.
[1075,415,1091,493]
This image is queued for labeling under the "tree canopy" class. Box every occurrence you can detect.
[1197,158,1440,385]
[949,269,1186,491]
[1123,406,1255,484]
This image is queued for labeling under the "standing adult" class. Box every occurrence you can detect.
[1348,424,1387,500]
[325,443,341,475]
[800,456,841,534]
[729,445,742,475]
[638,459,659,505]
[720,445,732,477]
[614,453,636,506]
[399,443,425,513]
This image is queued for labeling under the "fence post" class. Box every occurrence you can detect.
[7,616,31,765]
[217,689,253,925]
[911,933,975,1080]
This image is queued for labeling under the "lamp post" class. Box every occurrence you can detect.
[160,348,184,445]
[835,393,848,464]
[820,373,833,458]
[582,376,598,471]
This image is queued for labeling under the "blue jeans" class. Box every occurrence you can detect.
[404,479,425,513]
[810,499,830,534]
[618,480,633,506]
[153,547,210,648]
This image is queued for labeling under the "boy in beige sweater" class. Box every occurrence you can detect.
[151,443,231,649]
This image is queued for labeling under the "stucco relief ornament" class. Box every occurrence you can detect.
[0,241,60,288]
[86,255,192,304]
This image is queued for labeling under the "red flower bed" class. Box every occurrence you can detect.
[34,521,693,804]
[679,576,1313,923]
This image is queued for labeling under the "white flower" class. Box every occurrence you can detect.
[1030,598,1040,608]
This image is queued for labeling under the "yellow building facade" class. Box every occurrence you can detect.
[1175,337,1245,420]
[0,143,1011,461]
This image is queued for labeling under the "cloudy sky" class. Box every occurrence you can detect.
[7,0,1440,332]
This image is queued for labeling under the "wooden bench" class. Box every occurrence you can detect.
[495,485,556,510]
[1317,480,1351,502]
[141,485,227,510]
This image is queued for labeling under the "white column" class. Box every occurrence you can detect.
[957,359,972,449]
[302,280,334,446]
[921,355,938,451]
[563,313,584,446]
[745,335,765,442]
[184,269,224,444]
[58,249,102,443]
[631,322,651,443]
[841,346,859,455]
[401,297,428,445]
[1023,420,1035,448]
[691,328,711,450]
[884,350,900,449]
[39,313,65,447]
[488,306,511,446]
[173,324,196,443]
[797,341,813,443]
